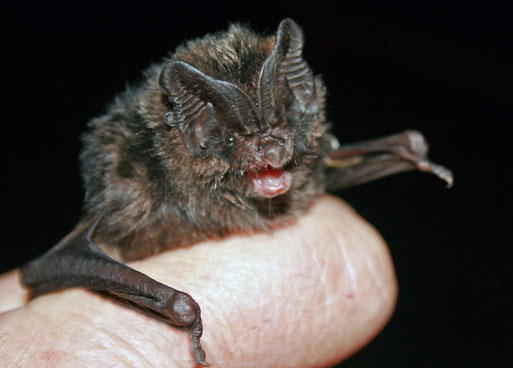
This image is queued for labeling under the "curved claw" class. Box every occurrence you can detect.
[417,159,454,188]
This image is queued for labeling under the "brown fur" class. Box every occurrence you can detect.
[79,23,329,261]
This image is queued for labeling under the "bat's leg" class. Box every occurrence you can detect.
[21,217,206,365]
[325,130,453,191]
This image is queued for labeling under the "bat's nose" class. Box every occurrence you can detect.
[263,143,285,165]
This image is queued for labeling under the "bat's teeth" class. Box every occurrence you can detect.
[249,167,291,198]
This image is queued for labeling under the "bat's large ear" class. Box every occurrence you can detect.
[159,61,261,159]
[257,18,318,126]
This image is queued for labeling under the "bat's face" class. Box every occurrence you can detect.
[159,19,325,200]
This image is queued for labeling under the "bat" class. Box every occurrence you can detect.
[20,18,453,365]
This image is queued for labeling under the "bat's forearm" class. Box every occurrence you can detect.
[20,221,205,365]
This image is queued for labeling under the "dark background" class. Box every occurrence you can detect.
[1,1,510,367]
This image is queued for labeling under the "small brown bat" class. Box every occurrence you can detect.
[21,18,452,365]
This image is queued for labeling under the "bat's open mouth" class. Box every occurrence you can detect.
[247,166,291,198]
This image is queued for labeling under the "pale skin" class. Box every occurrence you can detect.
[0,196,397,367]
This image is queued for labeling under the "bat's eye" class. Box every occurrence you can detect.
[225,136,236,147]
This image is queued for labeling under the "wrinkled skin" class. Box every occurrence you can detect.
[0,197,397,368]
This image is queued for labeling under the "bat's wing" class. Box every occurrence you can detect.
[21,216,206,365]
[324,130,453,191]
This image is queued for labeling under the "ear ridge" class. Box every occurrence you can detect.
[159,61,224,158]
[280,23,315,108]
[170,89,206,126]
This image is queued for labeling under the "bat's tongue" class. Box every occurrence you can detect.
[249,166,291,198]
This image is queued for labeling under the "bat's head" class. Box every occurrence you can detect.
[159,19,325,200]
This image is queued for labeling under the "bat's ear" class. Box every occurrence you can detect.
[159,61,261,159]
[258,18,318,126]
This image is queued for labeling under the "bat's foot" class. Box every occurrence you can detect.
[326,129,454,190]
[391,130,453,187]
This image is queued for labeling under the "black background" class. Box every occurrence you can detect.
[1,1,510,367]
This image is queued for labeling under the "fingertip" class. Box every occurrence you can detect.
[0,269,27,313]
[310,195,398,362]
